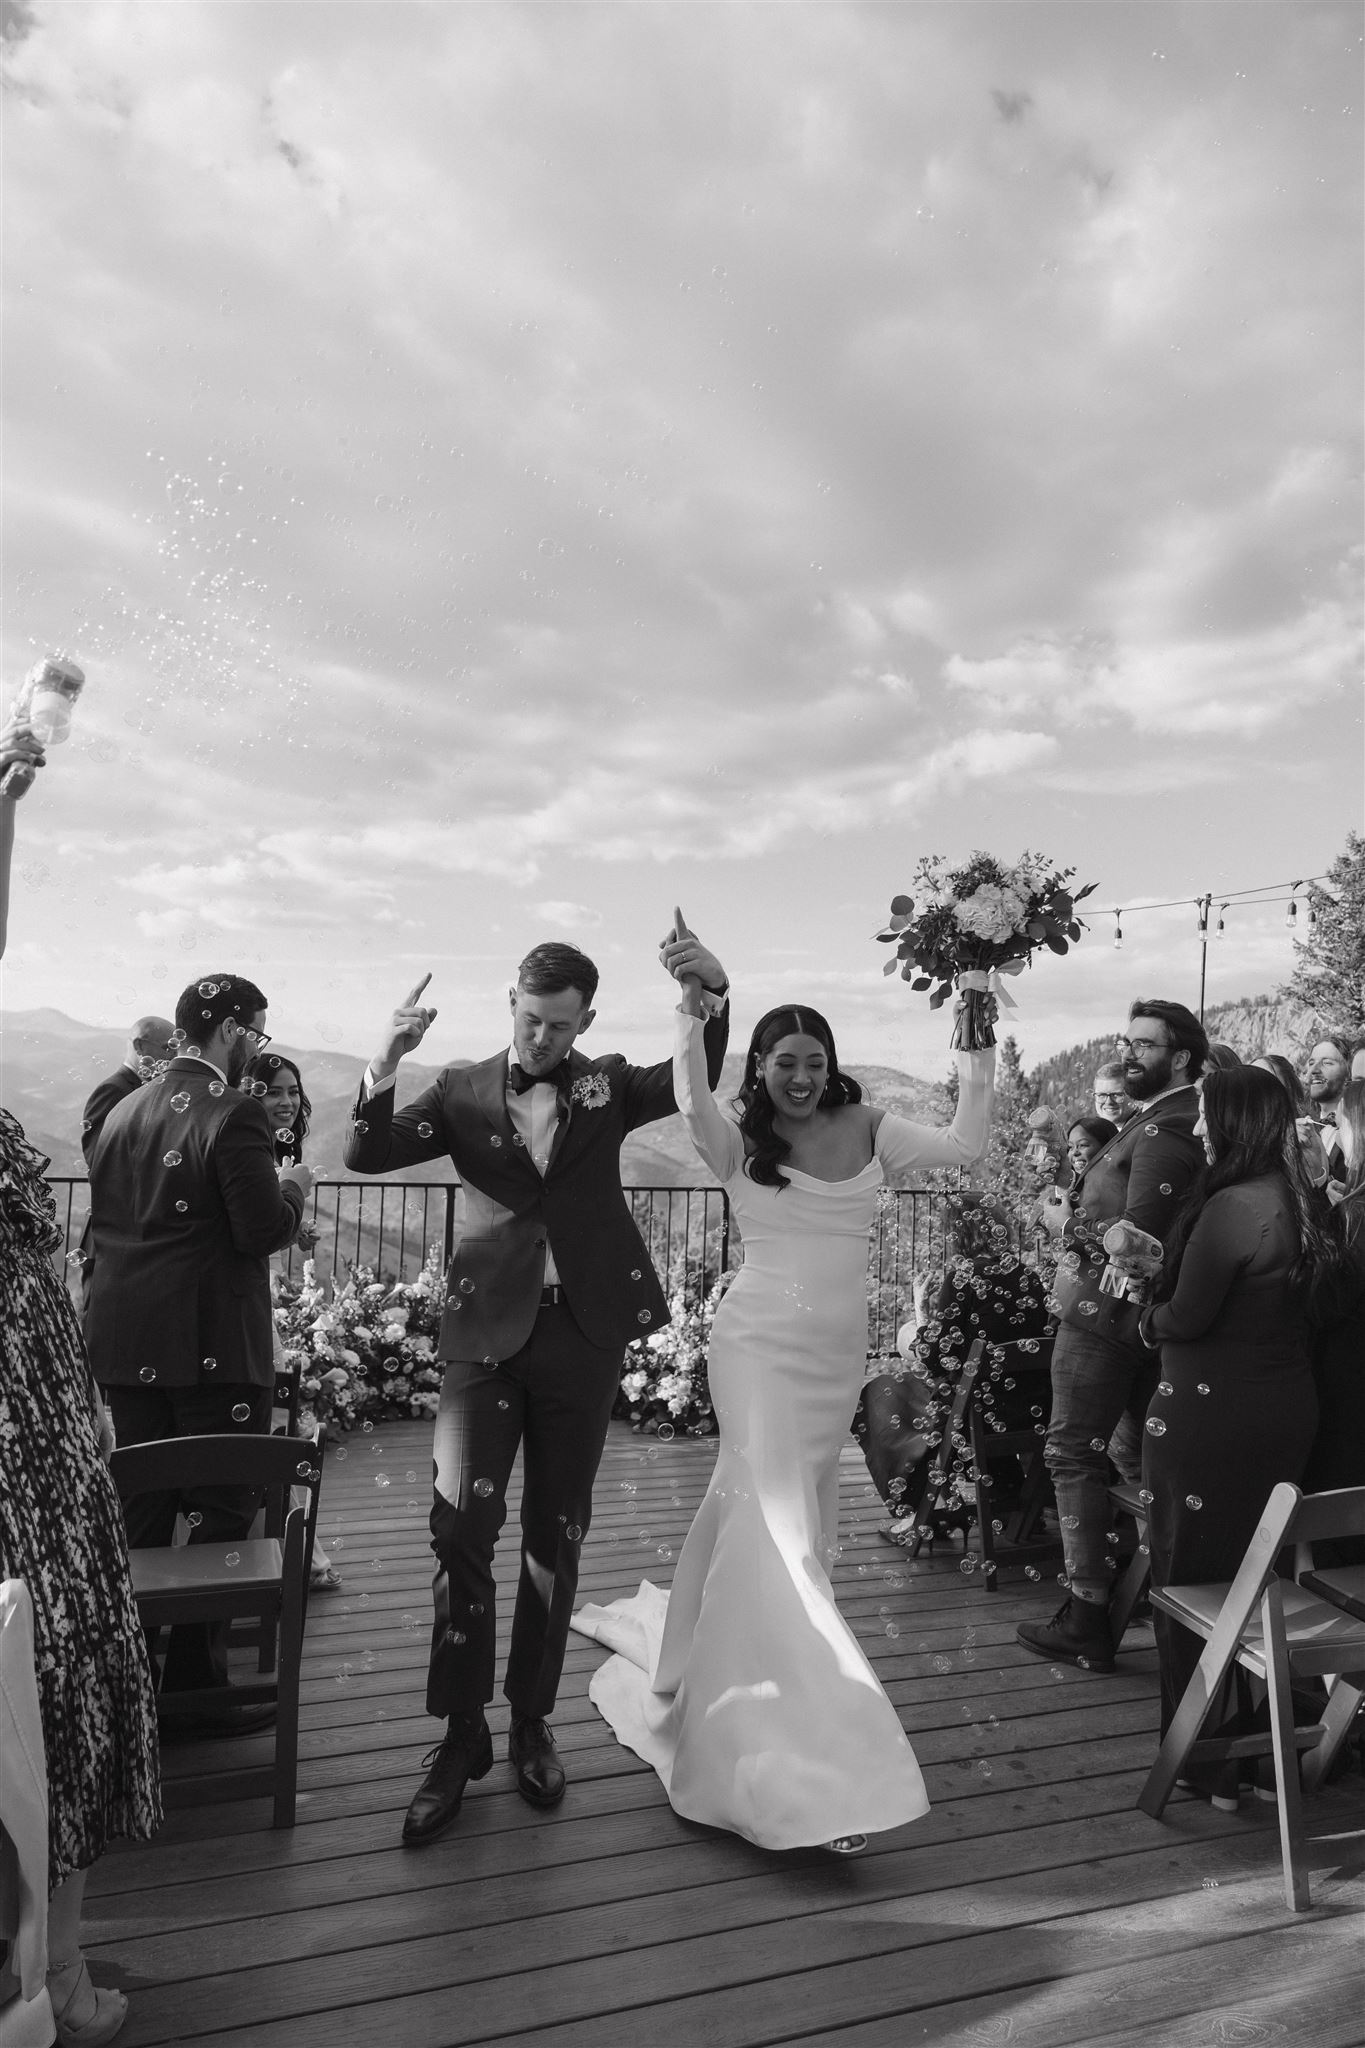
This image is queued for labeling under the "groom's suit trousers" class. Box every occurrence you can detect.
[427,1301,623,1720]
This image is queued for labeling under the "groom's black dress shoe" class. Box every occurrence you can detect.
[401,1716,494,1845]
[509,1716,566,1807]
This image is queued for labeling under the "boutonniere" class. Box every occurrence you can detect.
[570,1072,612,1111]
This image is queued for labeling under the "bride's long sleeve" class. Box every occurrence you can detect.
[674,1007,744,1183]
[874,1048,995,1174]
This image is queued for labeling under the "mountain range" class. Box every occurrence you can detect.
[1,1008,950,1187]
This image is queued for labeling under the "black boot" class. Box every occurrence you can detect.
[401,1714,494,1845]
[509,1716,567,1808]
[1016,1595,1116,1673]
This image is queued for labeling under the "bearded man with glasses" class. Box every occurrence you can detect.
[1016,998,1207,1672]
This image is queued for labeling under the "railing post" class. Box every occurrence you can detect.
[442,1182,457,1272]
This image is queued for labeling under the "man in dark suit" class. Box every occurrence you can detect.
[86,973,311,1718]
[1017,998,1208,1673]
[75,1012,175,1311]
[346,923,729,1845]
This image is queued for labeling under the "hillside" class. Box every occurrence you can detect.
[1,1011,949,1186]
[1030,993,1318,1114]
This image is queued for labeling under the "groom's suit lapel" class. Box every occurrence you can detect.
[464,1053,537,1180]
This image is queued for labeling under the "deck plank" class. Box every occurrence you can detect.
[91,1419,1364,2047]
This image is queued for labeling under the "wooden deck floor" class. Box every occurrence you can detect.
[89,1420,1365,2048]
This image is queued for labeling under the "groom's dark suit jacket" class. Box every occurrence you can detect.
[1051,1083,1203,1354]
[85,1058,304,1388]
[344,1012,729,1362]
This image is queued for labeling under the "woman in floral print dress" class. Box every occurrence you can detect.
[2,703,160,2044]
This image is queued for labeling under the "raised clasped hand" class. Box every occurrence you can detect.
[658,904,725,995]
[375,972,438,1072]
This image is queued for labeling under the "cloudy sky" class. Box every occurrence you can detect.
[3,0,1361,1078]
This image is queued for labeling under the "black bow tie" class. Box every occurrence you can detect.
[509,1060,569,1095]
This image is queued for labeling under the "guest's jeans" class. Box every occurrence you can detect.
[1043,1322,1157,1602]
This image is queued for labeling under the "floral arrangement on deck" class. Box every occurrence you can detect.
[876,850,1095,1050]
[274,1250,447,1432]
[614,1271,735,1437]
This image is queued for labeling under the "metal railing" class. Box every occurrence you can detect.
[52,1176,958,1357]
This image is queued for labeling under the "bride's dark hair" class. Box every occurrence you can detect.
[736,1004,862,1189]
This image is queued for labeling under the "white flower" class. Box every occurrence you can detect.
[571,1071,612,1111]
[381,1323,406,1345]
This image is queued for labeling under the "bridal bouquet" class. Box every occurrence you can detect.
[876,851,1094,1051]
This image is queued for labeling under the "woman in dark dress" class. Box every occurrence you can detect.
[1137,1064,1340,1806]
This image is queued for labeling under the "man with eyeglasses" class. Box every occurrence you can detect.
[1092,1061,1133,1127]
[86,973,311,1729]
[1017,998,1207,1673]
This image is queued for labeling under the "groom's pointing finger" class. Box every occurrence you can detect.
[673,905,695,941]
[402,972,433,1007]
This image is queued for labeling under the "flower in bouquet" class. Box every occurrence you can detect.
[876,851,1095,1050]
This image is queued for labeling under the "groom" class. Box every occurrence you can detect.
[346,921,729,1844]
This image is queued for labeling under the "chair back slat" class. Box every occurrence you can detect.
[1284,1485,1365,1548]
[111,1431,323,1502]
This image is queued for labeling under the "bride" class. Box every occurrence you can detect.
[572,920,995,1852]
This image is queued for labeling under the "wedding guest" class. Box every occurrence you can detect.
[1351,1040,1365,1083]
[1018,1000,1206,1673]
[1305,1034,1352,1182]
[85,975,310,1728]
[74,1014,176,1310]
[1301,1078,1365,1564]
[1138,1064,1340,1804]
[1067,1115,1117,1177]
[1252,1053,1306,1111]
[1203,1042,1242,1073]
[1,712,158,2048]
[1255,1052,1331,1186]
[345,921,730,1846]
[1092,1062,1131,1127]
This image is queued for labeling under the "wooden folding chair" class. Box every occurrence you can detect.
[110,1430,324,1827]
[1138,1481,1365,1909]
[1108,1478,1153,1644]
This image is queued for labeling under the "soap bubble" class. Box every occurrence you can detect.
[231,1402,251,1422]
[566,1524,582,1541]
[375,1474,391,1489]
[417,1121,434,1138]
[225,1551,240,1567]
[170,1092,191,1113]
[472,1478,495,1499]
[658,1422,675,1442]
[163,1150,183,1167]
[1145,1417,1167,1437]
[1185,1494,1203,1511]
[175,1200,188,1213]
[186,1511,202,1529]
[138,1366,156,1383]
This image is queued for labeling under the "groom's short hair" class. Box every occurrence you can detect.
[517,942,599,1006]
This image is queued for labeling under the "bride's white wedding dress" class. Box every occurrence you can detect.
[571,1010,994,1849]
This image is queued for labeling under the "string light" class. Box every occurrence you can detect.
[1215,903,1228,940]
[1113,911,1123,950]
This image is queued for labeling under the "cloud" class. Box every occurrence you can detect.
[532,900,604,931]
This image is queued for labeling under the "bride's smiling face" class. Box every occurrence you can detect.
[760,1034,828,1119]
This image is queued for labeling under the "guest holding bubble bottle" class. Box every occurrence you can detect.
[1136,1065,1340,1806]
